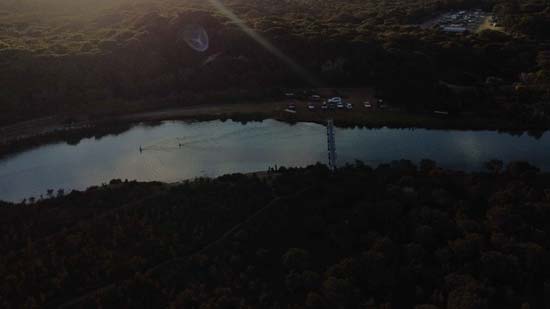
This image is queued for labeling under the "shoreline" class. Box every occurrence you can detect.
[1,99,548,159]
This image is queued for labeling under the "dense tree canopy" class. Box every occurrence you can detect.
[1,161,550,308]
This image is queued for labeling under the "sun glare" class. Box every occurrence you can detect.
[207,0,320,86]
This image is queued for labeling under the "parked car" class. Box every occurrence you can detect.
[321,103,328,110]
[364,101,372,108]
[288,104,296,110]
[346,103,353,110]
[328,97,342,104]
[337,102,344,109]
[310,95,321,101]
[307,103,315,110]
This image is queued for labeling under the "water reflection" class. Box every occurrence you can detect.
[0,119,548,202]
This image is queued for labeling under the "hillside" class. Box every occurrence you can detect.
[0,0,548,127]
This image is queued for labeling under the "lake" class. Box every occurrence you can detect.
[0,119,549,202]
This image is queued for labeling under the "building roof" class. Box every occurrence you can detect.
[442,26,467,33]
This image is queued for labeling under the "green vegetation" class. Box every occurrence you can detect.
[1,161,550,308]
[0,0,549,127]
[2,2,549,307]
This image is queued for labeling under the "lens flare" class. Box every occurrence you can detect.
[182,24,209,52]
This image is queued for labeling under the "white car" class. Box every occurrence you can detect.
[328,97,342,104]
[364,101,372,108]
[307,104,315,110]
[346,103,353,109]
[337,102,344,109]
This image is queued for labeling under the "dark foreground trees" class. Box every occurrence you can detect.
[1,161,550,308]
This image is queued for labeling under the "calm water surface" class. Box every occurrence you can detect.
[0,119,549,202]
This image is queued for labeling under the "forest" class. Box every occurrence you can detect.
[1,160,550,308]
[0,0,549,126]
[2,1,550,307]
